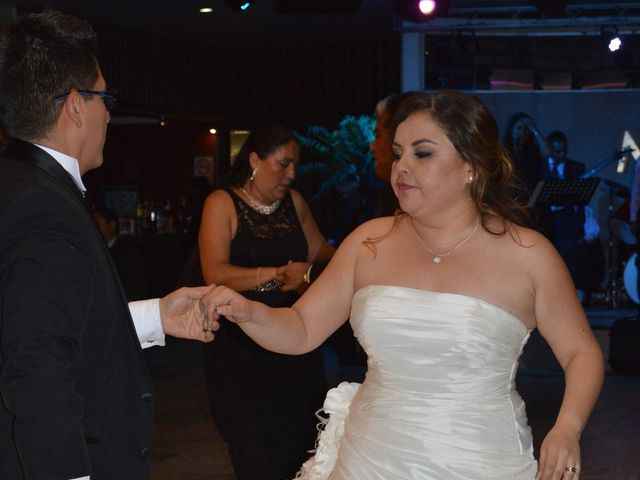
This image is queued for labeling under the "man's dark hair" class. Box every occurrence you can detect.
[0,11,98,142]
[547,131,567,145]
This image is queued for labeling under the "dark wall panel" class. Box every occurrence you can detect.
[220,37,400,131]
[95,23,225,116]
[94,21,400,131]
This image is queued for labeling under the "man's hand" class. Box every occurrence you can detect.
[159,285,220,342]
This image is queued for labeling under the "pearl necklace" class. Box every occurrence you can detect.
[240,187,281,215]
[410,215,480,264]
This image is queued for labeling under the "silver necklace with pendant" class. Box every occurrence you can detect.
[240,187,281,215]
[410,215,480,264]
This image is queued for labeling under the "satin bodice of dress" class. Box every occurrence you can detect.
[330,285,538,480]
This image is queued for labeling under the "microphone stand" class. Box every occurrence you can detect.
[582,149,634,308]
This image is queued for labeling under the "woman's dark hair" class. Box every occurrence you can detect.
[0,11,98,142]
[502,112,533,154]
[389,90,531,235]
[222,121,296,187]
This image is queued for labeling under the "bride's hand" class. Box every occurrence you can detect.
[200,285,254,325]
[536,424,581,480]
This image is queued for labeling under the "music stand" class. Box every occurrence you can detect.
[527,177,601,209]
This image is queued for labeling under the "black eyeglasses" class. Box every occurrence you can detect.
[53,90,117,112]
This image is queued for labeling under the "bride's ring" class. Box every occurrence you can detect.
[564,466,578,473]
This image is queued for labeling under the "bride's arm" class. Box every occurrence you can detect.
[527,232,604,480]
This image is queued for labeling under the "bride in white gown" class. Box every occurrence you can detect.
[202,90,604,480]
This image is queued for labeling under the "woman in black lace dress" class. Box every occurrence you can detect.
[199,122,335,480]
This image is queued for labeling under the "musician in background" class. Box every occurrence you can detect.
[537,131,601,296]
[507,118,601,296]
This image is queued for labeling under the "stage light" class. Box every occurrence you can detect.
[602,27,623,52]
[225,0,255,12]
[609,36,622,52]
[199,7,213,14]
[209,128,217,135]
[600,27,632,66]
[396,0,448,22]
[419,1,436,15]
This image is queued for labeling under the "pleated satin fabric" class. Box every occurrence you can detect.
[329,285,538,480]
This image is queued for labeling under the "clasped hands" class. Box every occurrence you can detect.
[158,284,223,342]
[197,285,253,327]
[275,261,311,293]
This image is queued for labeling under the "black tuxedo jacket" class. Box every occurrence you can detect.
[541,157,585,182]
[0,140,154,479]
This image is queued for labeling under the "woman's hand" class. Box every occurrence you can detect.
[278,261,310,292]
[536,424,581,480]
[200,285,255,325]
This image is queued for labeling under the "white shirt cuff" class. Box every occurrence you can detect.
[129,298,166,349]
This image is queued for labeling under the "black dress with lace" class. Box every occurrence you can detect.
[202,188,327,480]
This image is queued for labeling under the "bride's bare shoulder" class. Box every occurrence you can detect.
[347,215,401,241]
[499,221,563,268]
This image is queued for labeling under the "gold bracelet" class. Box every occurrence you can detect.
[303,264,313,284]
[256,266,263,289]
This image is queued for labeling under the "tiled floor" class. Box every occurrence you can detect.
[145,307,640,480]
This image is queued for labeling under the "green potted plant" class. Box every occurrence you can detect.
[294,114,384,244]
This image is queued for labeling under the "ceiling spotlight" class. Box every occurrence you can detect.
[225,0,256,12]
[209,128,217,135]
[199,7,213,14]
[419,1,436,15]
[609,36,622,53]
[601,27,623,52]
[396,0,448,22]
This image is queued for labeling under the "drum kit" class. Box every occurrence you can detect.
[584,137,640,307]
[575,145,638,308]
[605,182,638,307]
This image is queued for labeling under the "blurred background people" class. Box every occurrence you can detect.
[92,206,150,300]
[537,131,602,296]
[93,206,120,247]
[505,116,603,299]
[198,121,334,479]
[370,95,399,218]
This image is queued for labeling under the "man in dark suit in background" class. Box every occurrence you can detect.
[0,11,218,480]
[538,131,601,292]
[92,207,150,300]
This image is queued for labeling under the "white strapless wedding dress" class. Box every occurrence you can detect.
[296,285,538,480]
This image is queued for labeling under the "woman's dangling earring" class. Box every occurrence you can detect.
[250,167,258,182]
[469,174,474,182]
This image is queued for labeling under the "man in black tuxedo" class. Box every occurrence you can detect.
[538,131,601,290]
[0,11,218,480]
